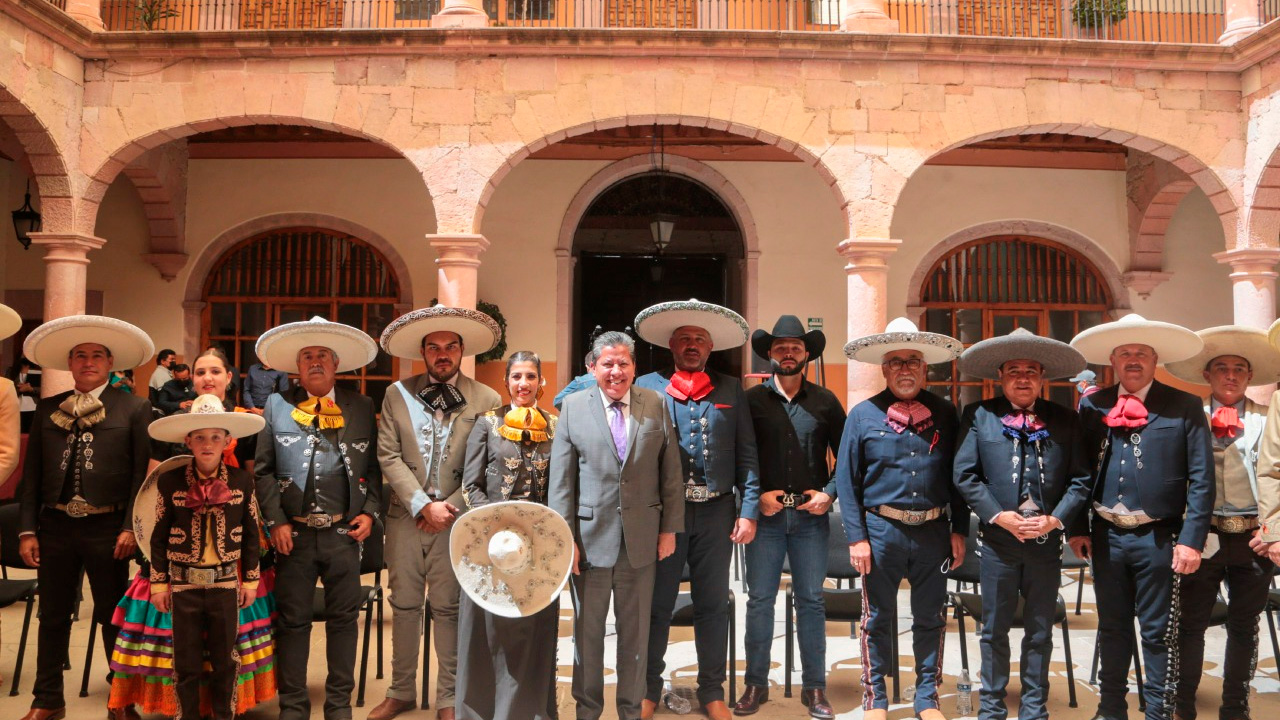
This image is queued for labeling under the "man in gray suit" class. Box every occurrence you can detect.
[370,306,504,720]
[550,331,685,720]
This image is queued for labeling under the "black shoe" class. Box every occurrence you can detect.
[732,686,768,716]
[800,688,834,720]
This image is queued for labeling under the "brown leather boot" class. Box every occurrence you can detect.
[366,697,415,720]
[732,686,769,715]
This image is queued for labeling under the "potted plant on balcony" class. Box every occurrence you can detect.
[1070,0,1128,31]
[135,0,180,30]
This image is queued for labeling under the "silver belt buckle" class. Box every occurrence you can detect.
[1111,513,1140,529]
[781,493,798,508]
[685,486,708,502]
[307,513,333,529]
[186,567,217,586]
[903,509,928,525]
[1218,516,1249,533]
[65,498,90,518]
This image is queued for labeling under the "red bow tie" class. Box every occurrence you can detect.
[667,371,713,403]
[185,478,232,511]
[1104,394,1148,429]
[886,400,932,434]
[1211,405,1244,440]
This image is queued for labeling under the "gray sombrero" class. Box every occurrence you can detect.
[450,500,573,618]
[148,394,267,444]
[634,299,749,349]
[1166,325,1280,386]
[0,303,19,342]
[256,316,377,374]
[380,304,501,359]
[959,328,1087,380]
[1069,313,1202,365]
[843,317,962,365]
[134,455,193,562]
[22,314,155,371]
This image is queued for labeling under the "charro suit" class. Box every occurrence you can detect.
[19,384,152,710]
[255,385,382,720]
[549,385,684,720]
[377,372,500,708]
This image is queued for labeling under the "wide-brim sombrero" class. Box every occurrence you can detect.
[634,299,749,349]
[148,394,267,443]
[134,455,193,562]
[380,305,500,360]
[1166,325,1280,386]
[256,316,377,374]
[450,500,573,618]
[843,317,962,365]
[22,314,155,371]
[1069,314,1202,365]
[0,303,19,342]
[959,328,1088,381]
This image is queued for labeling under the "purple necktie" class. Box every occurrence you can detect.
[609,401,628,462]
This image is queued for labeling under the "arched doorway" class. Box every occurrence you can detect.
[919,235,1113,410]
[202,227,401,406]
[572,172,745,376]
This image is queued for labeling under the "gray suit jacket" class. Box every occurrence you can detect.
[377,373,502,519]
[549,385,684,569]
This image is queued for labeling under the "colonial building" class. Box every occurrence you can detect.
[1,0,1278,409]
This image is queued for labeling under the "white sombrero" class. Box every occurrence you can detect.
[634,299,749,349]
[22,314,155,371]
[148,394,267,444]
[843,317,962,365]
[380,305,501,359]
[256,316,377,374]
[450,500,573,618]
[1069,314,1202,365]
[134,455,193,562]
[959,328,1088,381]
[1166,325,1280,386]
[0,303,19,341]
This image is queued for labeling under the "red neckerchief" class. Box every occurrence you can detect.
[667,371,713,402]
[1104,394,1148,429]
[185,463,233,511]
[1211,405,1244,440]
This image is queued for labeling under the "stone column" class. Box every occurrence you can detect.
[64,0,105,30]
[431,0,489,27]
[842,0,898,32]
[429,233,490,375]
[1219,0,1262,44]
[837,237,901,407]
[555,248,576,388]
[29,232,106,396]
[1214,247,1280,400]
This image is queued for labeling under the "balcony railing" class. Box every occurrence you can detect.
[101,0,1224,42]
[1263,0,1280,23]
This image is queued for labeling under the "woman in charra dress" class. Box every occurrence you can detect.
[455,350,560,720]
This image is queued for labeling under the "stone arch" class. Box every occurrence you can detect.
[1132,178,1197,270]
[905,220,1133,313]
[471,115,847,236]
[80,116,427,236]
[1244,142,1280,248]
[548,155,762,386]
[0,87,74,233]
[180,212,414,359]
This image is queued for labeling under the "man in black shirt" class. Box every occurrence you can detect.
[735,316,846,718]
[156,363,195,415]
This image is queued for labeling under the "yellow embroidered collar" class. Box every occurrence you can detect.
[291,395,344,430]
[498,406,549,443]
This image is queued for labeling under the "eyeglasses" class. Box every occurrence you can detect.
[883,358,924,372]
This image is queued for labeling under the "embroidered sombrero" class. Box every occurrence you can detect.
[843,317,962,365]
[959,328,1087,381]
[450,500,574,618]
[1069,313,1202,365]
[148,394,266,444]
[380,305,501,359]
[256,316,377,374]
[634,299,749,349]
[1166,325,1280,386]
[133,454,193,562]
[22,314,155,371]
[0,303,19,342]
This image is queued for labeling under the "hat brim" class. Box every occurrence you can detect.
[450,500,573,618]
[959,335,1087,381]
[256,321,377,374]
[0,304,19,342]
[380,307,500,359]
[750,328,826,362]
[843,331,962,365]
[22,315,155,371]
[1166,326,1280,386]
[148,410,266,444]
[634,302,749,349]
[1070,319,1202,365]
[134,455,193,562]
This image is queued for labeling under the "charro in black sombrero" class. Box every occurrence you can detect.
[751,315,826,360]
[634,299,749,349]
[959,328,1087,381]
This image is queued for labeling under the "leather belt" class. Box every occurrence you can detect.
[172,562,238,587]
[1094,505,1159,529]
[872,505,944,526]
[50,500,124,518]
[685,485,724,503]
[780,492,807,508]
[1211,515,1260,533]
[291,512,345,529]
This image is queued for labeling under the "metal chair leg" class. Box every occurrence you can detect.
[1075,566,1086,615]
[1133,634,1146,713]
[784,586,794,698]
[420,602,432,710]
[10,597,35,696]
[890,612,900,704]
[376,586,385,680]
[1062,613,1078,708]
[79,619,97,697]
[728,594,736,706]
[357,597,373,707]
[1089,629,1101,685]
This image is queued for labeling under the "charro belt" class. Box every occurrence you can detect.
[779,492,806,508]
[50,499,124,518]
[1211,515,1260,533]
[290,512,345,529]
[872,505,944,526]
[1093,505,1159,529]
[172,562,238,587]
[685,485,724,502]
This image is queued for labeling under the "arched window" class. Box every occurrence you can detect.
[920,235,1112,410]
[203,228,400,406]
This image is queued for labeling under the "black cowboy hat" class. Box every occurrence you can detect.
[751,315,826,361]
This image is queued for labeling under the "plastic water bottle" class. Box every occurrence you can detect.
[903,684,915,701]
[662,681,691,715]
[956,669,973,717]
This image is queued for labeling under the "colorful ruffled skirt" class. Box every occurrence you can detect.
[107,570,278,715]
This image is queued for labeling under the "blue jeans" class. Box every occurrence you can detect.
[743,508,830,690]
